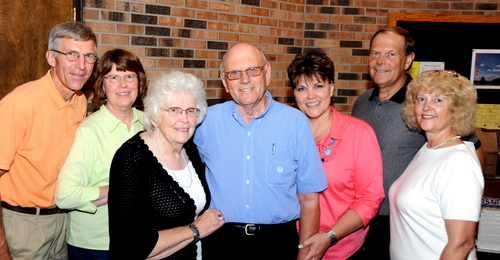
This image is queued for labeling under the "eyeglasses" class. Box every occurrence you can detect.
[51,50,98,64]
[222,64,266,80]
[421,70,458,77]
[160,107,200,117]
[104,74,138,83]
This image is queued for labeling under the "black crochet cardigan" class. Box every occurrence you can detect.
[108,131,209,260]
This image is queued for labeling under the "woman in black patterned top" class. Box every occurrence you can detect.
[108,71,225,260]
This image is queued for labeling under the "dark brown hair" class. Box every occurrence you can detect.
[287,50,335,89]
[91,49,147,109]
[370,26,415,56]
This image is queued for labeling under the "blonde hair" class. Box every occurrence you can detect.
[402,70,477,136]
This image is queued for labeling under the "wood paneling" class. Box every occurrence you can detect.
[0,0,76,99]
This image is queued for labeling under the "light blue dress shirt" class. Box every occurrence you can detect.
[194,91,327,224]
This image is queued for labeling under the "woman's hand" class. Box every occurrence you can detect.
[298,232,330,260]
[192,208,225,238]
[91,185,109,207]
[298,210,364,260]
[147,209,225,259]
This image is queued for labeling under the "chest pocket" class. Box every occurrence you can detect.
[265,150,295,186]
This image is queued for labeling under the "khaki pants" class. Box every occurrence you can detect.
[2,208,68,260]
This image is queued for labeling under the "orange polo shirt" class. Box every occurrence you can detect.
[0,70,87,208]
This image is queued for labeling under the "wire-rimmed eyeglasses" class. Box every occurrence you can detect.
[222,64,267,80]
[421,70,458,77]
[104,74,138,83]
[51,50,98,64]
[160,107,200,117]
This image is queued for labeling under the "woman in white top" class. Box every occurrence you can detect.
[389,70,484,260]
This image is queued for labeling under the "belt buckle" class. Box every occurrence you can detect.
[245,224,255,236]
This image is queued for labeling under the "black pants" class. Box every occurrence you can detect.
[353,215,391,260]
[202,222,299,260]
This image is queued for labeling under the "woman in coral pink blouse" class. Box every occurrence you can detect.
[288,51,385,260]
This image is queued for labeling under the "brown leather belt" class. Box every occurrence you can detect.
[1,201,66,215]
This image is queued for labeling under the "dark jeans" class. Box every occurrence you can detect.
[68,244,109,260]
[353,215,391,260]
[202,222,299,260]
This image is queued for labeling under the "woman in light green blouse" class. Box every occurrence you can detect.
[55,49,147,260]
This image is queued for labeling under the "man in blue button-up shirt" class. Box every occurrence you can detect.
[194,42,327,260]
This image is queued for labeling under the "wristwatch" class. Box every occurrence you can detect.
[325,229,339,245]
[187,223,200,243]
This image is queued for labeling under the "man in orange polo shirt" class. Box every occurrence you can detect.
[0,22,97,260]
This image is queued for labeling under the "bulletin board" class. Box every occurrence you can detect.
[389,14,500,105]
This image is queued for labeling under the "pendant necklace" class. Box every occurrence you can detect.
[153,132,193,188]
[321,138,335,162]
[429,135,461,150]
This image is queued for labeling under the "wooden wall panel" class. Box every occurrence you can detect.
[0,0,75,99]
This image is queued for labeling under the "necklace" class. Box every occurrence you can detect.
[429,135,461,150]
[321,138,335,162]
[153,132,193,188]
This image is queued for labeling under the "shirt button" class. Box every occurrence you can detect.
[247,131,251,136]
[246,155,250,160]
[246,180,250,184]
[246,205,250,209]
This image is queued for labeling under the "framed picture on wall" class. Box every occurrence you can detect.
[470,49,500,89]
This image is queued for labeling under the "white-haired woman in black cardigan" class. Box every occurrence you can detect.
[108,71,224,260]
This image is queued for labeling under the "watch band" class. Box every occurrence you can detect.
[325,229,339,245]
[187,223,200,243]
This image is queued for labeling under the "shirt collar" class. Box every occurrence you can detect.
[100,105,142,133]
[43,70,83,110]
[368,73,413,104]
[231,90,274,121]
[317,106,345,145]
[317,106,341,163]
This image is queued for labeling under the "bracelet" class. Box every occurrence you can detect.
[325,229,339,245]
[187,223,200,243]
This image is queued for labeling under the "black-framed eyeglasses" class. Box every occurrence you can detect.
[222,64,266,80]
[160,107,200,117]
[51,50,98,64]
[104,74,138,83]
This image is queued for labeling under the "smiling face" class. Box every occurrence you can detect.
[293,75,334,121]
[368,31,414,91]
[154,91,198,148]
[221,42,270,110]
[103,65,139,114]
[47,38,96,100]
[414,91,454,137]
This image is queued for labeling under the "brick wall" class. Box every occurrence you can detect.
[82,0,500,112]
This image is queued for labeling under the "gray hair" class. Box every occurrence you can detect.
[48,21,97,53]
[143,71,207,133]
